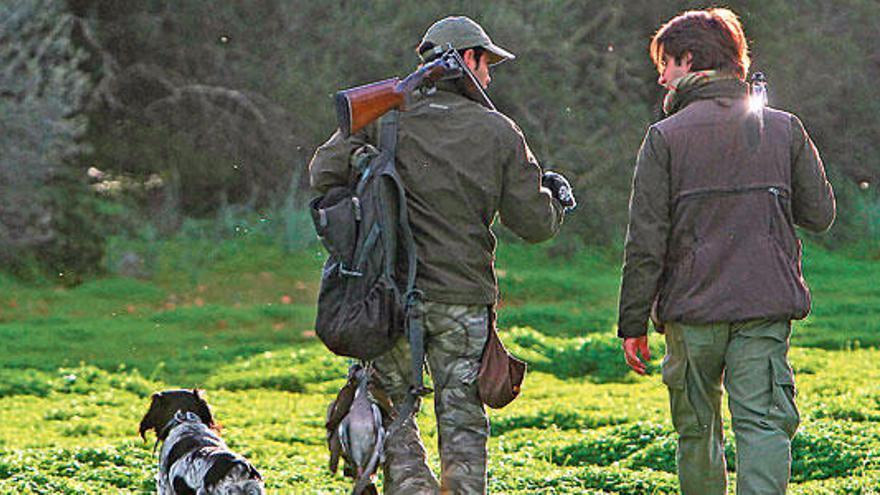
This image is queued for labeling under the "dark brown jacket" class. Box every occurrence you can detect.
[617,80,835,338]
[310,85,564,305]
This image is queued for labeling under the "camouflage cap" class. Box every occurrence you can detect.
[419,16,515,66]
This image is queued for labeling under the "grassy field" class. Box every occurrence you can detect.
[0,235,879,494]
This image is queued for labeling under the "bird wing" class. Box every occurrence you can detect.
[338,417,351,463]
[327,379,357,432]
[364,403,384,476]
[367,381,395,421]
[328,429,342,474]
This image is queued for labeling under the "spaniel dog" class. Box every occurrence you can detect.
[139,389,265,495]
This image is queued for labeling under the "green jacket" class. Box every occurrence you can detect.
[309,85,564,305]
[617,80,835,338]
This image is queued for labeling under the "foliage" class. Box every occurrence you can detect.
[75,0,311,220]
[1,240,879,492]
[0,0,104,283]
[0,364,157,400]
[204,347,347,394]
[272,0,879,245]
[2,0,872,273]
[505,327,653,382]
[819,173,880,255]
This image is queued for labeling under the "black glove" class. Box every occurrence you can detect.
[541,171,577,211]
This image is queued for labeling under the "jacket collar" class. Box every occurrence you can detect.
[663,72,748,116]
[431,79,487,106]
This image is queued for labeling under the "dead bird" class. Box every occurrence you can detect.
[139,389,264,495]
[326,364,393,495]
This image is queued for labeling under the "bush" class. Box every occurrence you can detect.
[505,327,658,382]
[791,429,865,482]
[574,465,678,494]
[205,345,347,393]
[0,369,53,398]
[0,0,105,283]
[550,422,669,467]
[492,410,627,437]
[53,365,158,398]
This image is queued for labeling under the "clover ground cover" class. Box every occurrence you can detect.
[0,240,877,493]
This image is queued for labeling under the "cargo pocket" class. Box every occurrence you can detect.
[460,307,489,386]
[661,350,704,437]
[761,356,800,439]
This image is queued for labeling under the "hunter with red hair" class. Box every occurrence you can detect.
[618,8,835,495]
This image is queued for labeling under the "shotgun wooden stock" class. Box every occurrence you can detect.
[335,50,494,137]
[335,78,404,138]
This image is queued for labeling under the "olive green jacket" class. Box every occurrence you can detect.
[309,86,564,305]
[617,80,835,338]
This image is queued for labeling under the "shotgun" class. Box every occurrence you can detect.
[335,46,495,137]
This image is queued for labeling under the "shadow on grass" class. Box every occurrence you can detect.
[504,327,661,383]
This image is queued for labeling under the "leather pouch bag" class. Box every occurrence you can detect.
[478,310,527,409]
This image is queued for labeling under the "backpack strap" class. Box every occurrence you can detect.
[379,113,416,293]
[376,111,430,435]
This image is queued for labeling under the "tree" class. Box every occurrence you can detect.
[0,0,102,282]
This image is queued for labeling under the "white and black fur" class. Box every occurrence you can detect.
[139,389,264,495]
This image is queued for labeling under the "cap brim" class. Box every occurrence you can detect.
[484,43,515,66]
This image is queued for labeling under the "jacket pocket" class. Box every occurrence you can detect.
[310,188,359,265]
[761,356,800,439]
[660,239,696,309]
[767,187,796,260]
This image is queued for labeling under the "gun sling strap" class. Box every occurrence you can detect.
[376,111,429,436]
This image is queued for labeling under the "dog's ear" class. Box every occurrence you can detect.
[138,392,164,441]
[191,388,216,430]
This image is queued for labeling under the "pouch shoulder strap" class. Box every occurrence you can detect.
[375,111,430,436]
[379,110,399,158]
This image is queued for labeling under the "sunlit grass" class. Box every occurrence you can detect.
[0,237,878,493]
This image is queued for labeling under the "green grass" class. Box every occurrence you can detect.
[0,236,879,493]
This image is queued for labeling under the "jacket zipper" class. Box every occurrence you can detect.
[677,184,790,203]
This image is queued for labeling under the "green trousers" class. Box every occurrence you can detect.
[662,319,800,495]
[373,302,490,495]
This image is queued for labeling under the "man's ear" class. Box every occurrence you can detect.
[462,48,478,71]
[681,51,694,68]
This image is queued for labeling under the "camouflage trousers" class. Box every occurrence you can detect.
[373,302,490,495]
[662,319,800,495]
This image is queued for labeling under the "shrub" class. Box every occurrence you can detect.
[550,422,669,467]
[506,327,658,382]
[791,429,865,482]
[0,369,53,398]
[205,345,346,393]
[492,410,627,437]
[0,0,105,283]
[575,465,678,494]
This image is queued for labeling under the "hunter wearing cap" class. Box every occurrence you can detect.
[617,8,835,495]
[309,16,574,494]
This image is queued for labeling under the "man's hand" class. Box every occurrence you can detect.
[541,171,577,211]
[623,335,651,375]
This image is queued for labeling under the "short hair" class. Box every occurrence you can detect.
[650,8,750,80]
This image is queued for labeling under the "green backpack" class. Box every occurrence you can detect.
[310,111,429,407]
